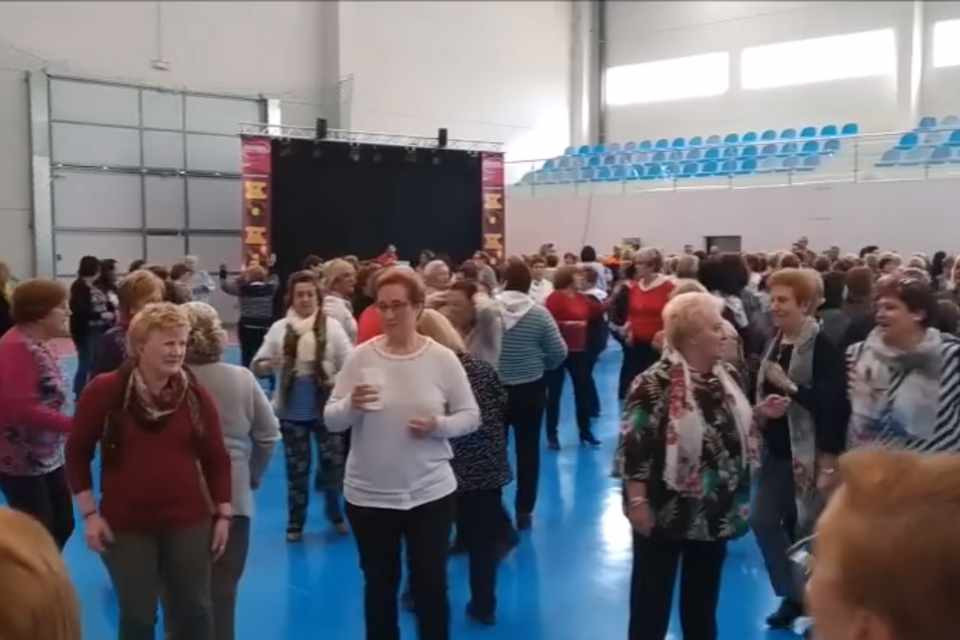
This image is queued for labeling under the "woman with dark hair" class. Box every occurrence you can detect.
[841,266,876,349]
[818,271,849,347]
[252,270,352,541]
[580,245,609,293]
[544,266,604,448]
[70,255,113,397]
[432,280,503,369]
[496,259,566,529]
[0,279,74,549]
[930,250,947,289]
[95,258,120,312]
[847,274,960,454]
[169,262,195,305]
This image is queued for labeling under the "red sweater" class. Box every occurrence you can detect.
[66,371,231,533]
[356,305,383,344]
[545,291,604,352]
[628,279,675,343]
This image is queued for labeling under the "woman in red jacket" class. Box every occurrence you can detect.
[619,248,674,398]
[545,266,605,448]
[67,302,232,640]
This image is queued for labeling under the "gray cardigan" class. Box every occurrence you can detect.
[191,362,281,517]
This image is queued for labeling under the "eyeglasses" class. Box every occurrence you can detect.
[376,301,412,315]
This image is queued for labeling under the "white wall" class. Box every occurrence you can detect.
[339,1,572,161]
[506,179,960,257]
[604,1,914,142]
[922,1,960,117]
[0,0,339,278]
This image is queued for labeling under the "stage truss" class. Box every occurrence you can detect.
[239,122,504,153]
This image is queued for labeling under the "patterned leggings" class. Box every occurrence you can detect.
[281,420,347,533]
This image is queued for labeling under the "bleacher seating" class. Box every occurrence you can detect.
[873,115,960,169]
[518,121,857,185]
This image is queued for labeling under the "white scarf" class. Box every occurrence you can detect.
[663,349,758,497]
[286,309,319,376]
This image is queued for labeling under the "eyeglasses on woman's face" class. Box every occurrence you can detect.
[376,300,412,316]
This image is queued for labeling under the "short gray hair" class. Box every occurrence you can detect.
[663,292,723,349]
[182,302,227,364]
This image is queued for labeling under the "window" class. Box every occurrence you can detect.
[933,19,960,68]
[605,52,729,105]
[741,29,896,90]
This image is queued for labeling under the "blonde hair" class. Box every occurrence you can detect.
[669,278,707,298]
[417,308,466,354]
[818,449,960,640]
[182,302,227,364]
[322,258,356,289]
[662,292,723,349]
[117,269,165,316]
[0,508,81,640]
[127,302,190,355]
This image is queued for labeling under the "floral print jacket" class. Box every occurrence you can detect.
[618,358,752,542]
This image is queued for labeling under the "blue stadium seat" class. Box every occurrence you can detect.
[740,145,758,159]
[594,166,611,181]
[841,123,859,136]
[557,157,571,169]
[875,149,901,167]
[672,137,686,149]
[723,133,739,145]
[543,159,556,170]
[655,138,670,149]
[951,148,960,163]
[679,162,698,178]
[632,152,650,164]
[948,130,960,147]
[756,157,779,173]
[639,140,653,151]
[777,156,799,172]
[668,150,684,162]
[577,145,591,155]
[737,158,757,174]
[917,116,937,130]
[688,136,704,147]
[617,153,634,165]
[593,144,606,154]
[603,154,617,166]
[607,142,621,154]
[742,131,758,143]
[705,134,722,146]
[643,164,662,180]
[760,143,778,157]
[704,147,720,161]
[651,150,667,163]
[942,115,959,128]
[895,132,919,149]
[822,139,840,155]
[719,159,738,175]
[922,132,946,146]
[587,156,601,167]
[929,146,952,165]
[624,141,637,152]
[579,167,595,181]
[722,146,738,159]
[798,155,820,171]
[800,126,817,138]
[609,166,625,181]
[662,162,679,177]
[760,129,778,142]
[625,166,640,180]
[519,172,535,185]
[563,146,576,156]
[560,170,577,183]
[820,125,838,137]
[698,160,718,176]
[780,128,797,140]
[571,156,586,168]
[777,142,798,157]
[800,141,820,155]
[900,147,932,165]
[686,148,702,161]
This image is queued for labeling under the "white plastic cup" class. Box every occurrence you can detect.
[360,367,385,411]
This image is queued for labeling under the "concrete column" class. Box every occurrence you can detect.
[570,0,600,148]
[896,0,925,129]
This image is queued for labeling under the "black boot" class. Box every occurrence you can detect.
[579,430,601,447]
[766,598,804,628]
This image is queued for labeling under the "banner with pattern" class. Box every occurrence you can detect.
[240,136,273,268]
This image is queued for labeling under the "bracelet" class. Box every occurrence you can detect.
[627,497,648,508]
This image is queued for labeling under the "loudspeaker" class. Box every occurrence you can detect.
[316,118,328,140]
[438,128,448,148]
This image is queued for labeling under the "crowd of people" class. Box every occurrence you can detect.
[0,237,959,640]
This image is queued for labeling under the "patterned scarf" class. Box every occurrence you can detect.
[278,308,330,411]
[663,349,758,497]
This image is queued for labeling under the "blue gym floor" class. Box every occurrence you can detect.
[12,343,807,639]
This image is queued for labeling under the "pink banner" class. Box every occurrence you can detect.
[480,152,506,264]
[240,136,273,268]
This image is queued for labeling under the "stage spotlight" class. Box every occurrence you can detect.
[431,151,442,166]
[312,142,324,160]
[349,145,361,163]
[316,118,328,140]
[404,147,418,164]
[372,148,383,164]
[438,128,448,148]
[278,139,294,157]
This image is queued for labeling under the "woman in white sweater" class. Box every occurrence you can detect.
[252,271,352,541]
[183,302,280,640]
[325,267,479,640]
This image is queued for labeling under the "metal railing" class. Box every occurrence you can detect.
[505,128,960,195]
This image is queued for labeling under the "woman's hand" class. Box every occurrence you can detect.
[651,330,665,353]
[816,453,841,495]
[211,517,230,561]
[627,501,655,536]
[253,356,284,378]
[84,513,115,553]
[350,384,380,411]
[757,394,791,420]
[763,362,798,395]
[408,416,439,438]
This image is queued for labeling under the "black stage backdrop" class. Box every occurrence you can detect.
[271,139,483,281]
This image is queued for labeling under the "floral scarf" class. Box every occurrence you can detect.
[663,349,759,497]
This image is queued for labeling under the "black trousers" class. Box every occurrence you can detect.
[238,322,270,369]
[211,517,251,640]
[629,533,728,640]
[346,494,454,640]
[457,488,504,617]
[585,349,602,416]
[504,379,547,517]
[545,351,593,442]
[0,466,75,549]
[618,341,659,400]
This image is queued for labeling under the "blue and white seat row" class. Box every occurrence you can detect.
[875,115,960,168]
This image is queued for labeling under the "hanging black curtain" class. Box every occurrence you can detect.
[271,139,483,281]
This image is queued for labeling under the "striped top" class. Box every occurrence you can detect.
[498,304,567,386]
[846,332,960,453]
[221,274,278,325]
